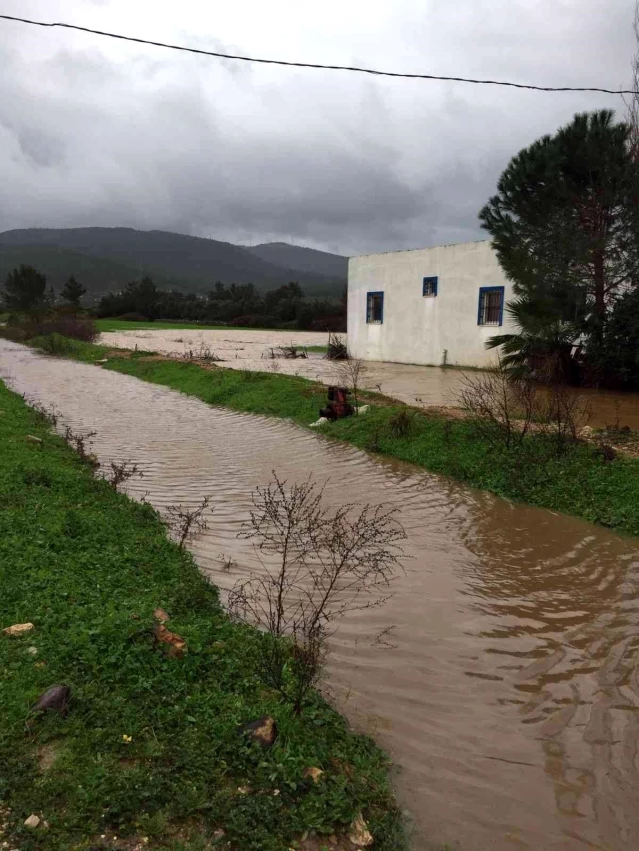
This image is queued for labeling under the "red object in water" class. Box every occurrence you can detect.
[320,386,354,420]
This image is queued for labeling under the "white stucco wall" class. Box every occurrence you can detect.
[347,240,517,368]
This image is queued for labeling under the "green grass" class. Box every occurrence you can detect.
[0,382,405,851]
[17,335,639,538]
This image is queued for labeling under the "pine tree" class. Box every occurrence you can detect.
[60,275,86,307]
[480,110,639,375]
[1,265,49,312]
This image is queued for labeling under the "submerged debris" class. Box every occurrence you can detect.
[325,333,348,361]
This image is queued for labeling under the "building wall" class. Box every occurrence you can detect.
[347,239,517,368]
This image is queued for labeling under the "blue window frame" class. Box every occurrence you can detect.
[477,286,505,326]
[423,276,438,297]
[366,291,384,324]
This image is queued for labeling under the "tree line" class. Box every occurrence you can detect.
[0,267,346,332]
[96,278,346,331]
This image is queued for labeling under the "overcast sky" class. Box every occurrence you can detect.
[0,0,635,255]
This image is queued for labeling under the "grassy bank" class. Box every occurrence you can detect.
[0,382,405,851]
[8,333,639,538]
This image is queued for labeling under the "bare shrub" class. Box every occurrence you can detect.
[103,460,143,490]
[263,345,308,359]
[228,474,406,712]
[165,496,212,549]
[336,357,367,411]
[25,399,59,428]
[219,554,237,573]
[182,343,223,363]
[459,361,536,450]
[278,344,308,359]
[63,425,99,467]
[459,362,591,457]
[535,384,592,455]
[387,408,416,439]
[325,333,348,361]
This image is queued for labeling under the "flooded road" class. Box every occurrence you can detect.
[100,328,639,429]
[3,338,639,850]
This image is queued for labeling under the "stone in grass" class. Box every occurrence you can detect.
[303,767,324,784]
[32,685,71,717]
[153,607,170,624]
[24,814,41,829]
[241,716,278,749]
[153,623,186,658]
[2,623,35,637]
[348,813,373,847]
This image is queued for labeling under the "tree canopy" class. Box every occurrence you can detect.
[1,265,50,312]
[60,275,87,307]
[480,110,639,385]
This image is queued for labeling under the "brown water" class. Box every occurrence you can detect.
[2,338,639,851]
[100,328,639,429]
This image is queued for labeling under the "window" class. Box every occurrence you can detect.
[366,291,384,324]
[423,276,438,297]
[477,286,505,326]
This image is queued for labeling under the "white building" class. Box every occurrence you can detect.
[347,239,517,369]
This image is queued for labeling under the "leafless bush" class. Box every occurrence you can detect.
[63,425,99,467]
[336,357,367,411]
[459,362,591,457]
[387,408,416,439]
[228,474,406,712]
[263,345,308,359]
[279,344,308,359]
[103,460,143,490]
[25,399,59,428]
[165,496,212,549]
[182,343,223,363]
[459,363,533,450]
[219,554,237,573]
[535,384,592,454]
[324,333,348,361]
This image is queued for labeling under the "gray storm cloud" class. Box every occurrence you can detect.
[0,0,634,255]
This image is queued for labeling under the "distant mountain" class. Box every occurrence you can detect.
[0,228,346,299]
[0,246,189,304]
[248,243,347,281]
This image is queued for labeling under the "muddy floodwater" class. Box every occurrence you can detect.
[100,328,639,429]
[3,338,639,850]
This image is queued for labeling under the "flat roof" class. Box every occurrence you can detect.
[350,238,491,260]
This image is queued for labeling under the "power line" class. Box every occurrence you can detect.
[0,12,637,96]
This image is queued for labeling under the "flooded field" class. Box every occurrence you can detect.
[99,327,639,428]
[2,337,639,850]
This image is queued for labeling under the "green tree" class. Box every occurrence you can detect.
[60,275,86,307]
[480,110,639,373]
[1,265,49,312]
[589,287,639,388]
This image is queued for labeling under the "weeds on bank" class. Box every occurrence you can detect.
[165,496,212,549]
[0,382,406,851]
